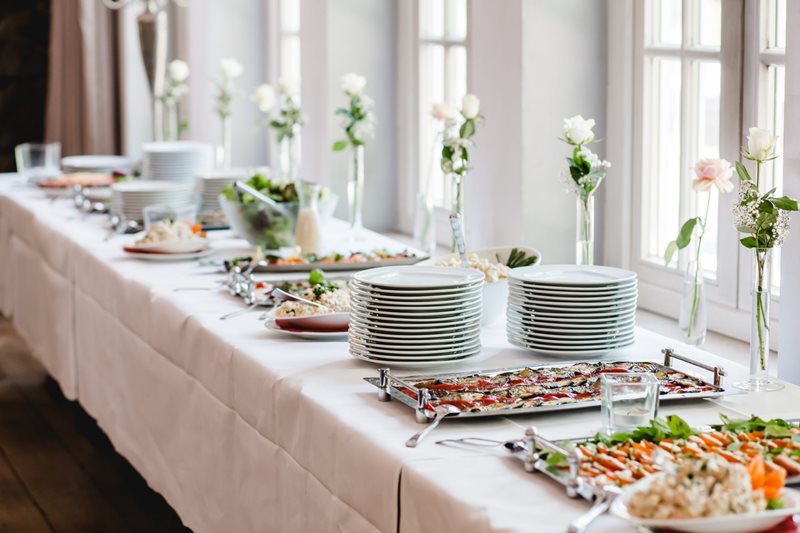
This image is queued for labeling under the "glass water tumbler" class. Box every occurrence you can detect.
[600,373,660,436]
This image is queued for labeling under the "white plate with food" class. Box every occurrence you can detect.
[267,308,350,331]
[610,456,800,533]
[123,249,214,262]
[264,318,347,340]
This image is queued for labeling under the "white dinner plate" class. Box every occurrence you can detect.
[349,337,481,355]
[349,285,483,305]
[506,319,636,334]
[508,288,638,303]
[506,339,625,356]
[350,280,483,297]
[349,350,478,367]
[354,266,484,289]
[348,324,480,343]
[266,308,350,331]
[509,284,637,298]
[264,319,348,340]
[349,316,481,335]
[507,303,637,318]
[351,299,482,317]
[62,155,131,171]
[123,238,209,255]
[610,481,800,533]
[123,249,214,261]
[507,330,635,349]
[507,309,636,325]
[509,265,637,286]
[509,278,637,292]
[349,343,481,361]
[507,294,637,310]
[506,323,635,341]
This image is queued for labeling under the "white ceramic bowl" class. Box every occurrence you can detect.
[418,246,542,325]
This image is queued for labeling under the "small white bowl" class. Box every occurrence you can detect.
[418,246,542,326]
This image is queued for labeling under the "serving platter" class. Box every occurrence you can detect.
[224,251,426,273]
[364,348,728,424]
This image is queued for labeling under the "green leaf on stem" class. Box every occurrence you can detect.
[740,236,758,248]
[676,217,699,249]
[664,240,679,265]
[735,161,751,182]
[771,196,800,211]
[459,119,475,139]
[332,140,348,151]
[737,226,756,234]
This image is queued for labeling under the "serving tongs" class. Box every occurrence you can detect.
[234,180,295,220]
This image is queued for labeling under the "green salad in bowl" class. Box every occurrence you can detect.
[219,172,338,250]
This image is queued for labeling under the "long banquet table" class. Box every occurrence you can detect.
[1,175,798,533]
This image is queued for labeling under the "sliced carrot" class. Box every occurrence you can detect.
[748,455,766,491]
[763,469,786,500]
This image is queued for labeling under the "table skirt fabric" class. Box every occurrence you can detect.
[0,177,792,533]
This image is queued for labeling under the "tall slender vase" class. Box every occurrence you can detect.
[576,194,594,265]
[678,259,706,345]
[734,249,783,391]
[164,101,179,141]
[413,191,436,255]
[347,145,365,233]
[217,116,232,169]
[279,132,301,182]
[450,172,464,252]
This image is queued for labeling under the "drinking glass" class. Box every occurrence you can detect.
[600,373,659,435]
[143,204,197,232]
[15,142,61,182]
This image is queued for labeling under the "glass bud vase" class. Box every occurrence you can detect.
[413,191,436,255]
[450,172,464,252]
[576,194,594,265]
[279,131,301,182]
[164,101,179,141]
[217,115,232,169]
[734,249,783,392]
[347,145,365,234]
[678,260,706,346]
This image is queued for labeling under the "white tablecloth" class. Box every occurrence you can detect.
[1,175,796,533]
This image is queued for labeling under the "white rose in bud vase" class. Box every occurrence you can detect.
[563,115,596,146]
[340,72,366,96]
[279,78,300,99]
[431,102,455,122]
[461,94,480,119]
[220,58,243,80]
[169,59,189,83]
[252,84,276,113]
[745,127,778,162]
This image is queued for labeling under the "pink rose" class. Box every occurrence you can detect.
[431,102,455,122]
[693,158,734,193]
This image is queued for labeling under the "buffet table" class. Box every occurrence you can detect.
[1,175,798,533]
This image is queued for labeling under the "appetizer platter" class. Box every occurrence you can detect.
[366,348,727,424]
[123,219,209,256]
[224,249,424,273]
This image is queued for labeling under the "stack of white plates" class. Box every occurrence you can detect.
[195,168,248,226]
[507,265,637,356]
[142,141,213,182]
[349,266,485,367]
[111,181,195,222]
[62,155,132,173]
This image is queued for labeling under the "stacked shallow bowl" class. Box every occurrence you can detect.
[142,141,213,182]
[507,265,637,356]
[111,181,195,222]
[61,155,132,174]
[349,266,484,367]
[195,168,247,227]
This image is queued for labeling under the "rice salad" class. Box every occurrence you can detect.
[438,253,508,283]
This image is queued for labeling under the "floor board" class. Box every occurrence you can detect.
[0,317,191,532]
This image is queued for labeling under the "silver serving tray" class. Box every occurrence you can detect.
[364,348,729,424]
[228,254,426,273]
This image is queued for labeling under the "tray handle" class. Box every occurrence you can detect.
[523,426,583,499]
[662,348,727,387]
[378,368,432,423]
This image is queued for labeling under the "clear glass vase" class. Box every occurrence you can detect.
[450,173,465,252]
[279,132,301,182]
[164,101,179,141]
[347,145,365,234]
[679,260,706,346]
[217,115,232,169]
[413,191,436,255]
[734,249,783,392]
[576,194,594,265]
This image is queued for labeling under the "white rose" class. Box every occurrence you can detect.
[461,94,480,119]
[279,78,300,99]
[563,115,596,145]
[220,58,244,80]
[340,72,366,96]
[251,84,276,113]
[746,127,778,162]
[168,59,189,83]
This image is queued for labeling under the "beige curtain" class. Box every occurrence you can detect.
[46,0,120,156]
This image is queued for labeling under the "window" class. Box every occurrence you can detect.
[278,0,301,87]
[418,0,468,209]
[629,0,787,339]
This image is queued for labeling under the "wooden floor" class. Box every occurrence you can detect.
[0,317,191,532]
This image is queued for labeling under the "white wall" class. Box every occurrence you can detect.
[777,0,800,382]
[521,0,608,264]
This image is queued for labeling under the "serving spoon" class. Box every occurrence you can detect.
[405,404,460,448]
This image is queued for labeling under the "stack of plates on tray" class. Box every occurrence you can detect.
[349,266,484,367]
[142,141,213,182]
[110,181,195,222]
[195,168,247,227]
[507,265,637,356]
[62,155,132,174]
